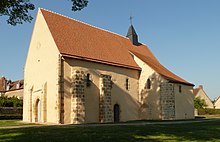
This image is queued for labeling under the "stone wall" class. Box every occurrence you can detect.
[99,74,113,122]
[160,82,175,120]
[71,70,86,124]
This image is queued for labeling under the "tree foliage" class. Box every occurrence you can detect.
[71,0,88,11]
[194,97,207,109]
[0,96,23,107]
[0,0,88,26]
[0,0,35,26]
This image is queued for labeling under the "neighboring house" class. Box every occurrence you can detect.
[214,96,220,109]
[23,8,195,124]
[193,85,213,108]
[0,77,24,99]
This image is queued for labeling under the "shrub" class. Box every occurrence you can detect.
[0,96,23,107]
[194,97,207,109]
[198,108,220,115]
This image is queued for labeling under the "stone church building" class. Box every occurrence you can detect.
[23,8,195,124]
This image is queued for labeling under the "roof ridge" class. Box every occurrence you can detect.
[39,8,133,42]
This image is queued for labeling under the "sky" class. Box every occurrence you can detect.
[1,0,220,100]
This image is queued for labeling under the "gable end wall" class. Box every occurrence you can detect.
[23,9,61,124]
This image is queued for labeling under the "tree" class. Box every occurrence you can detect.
[71,0,88,11]
[0,0,88,26]
[0,0,35,26]
[0,96,23,107]
[194,97,207,109]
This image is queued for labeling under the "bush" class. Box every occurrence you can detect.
[194,97,207,109]
[198,108,220,115]
[0,96,23,107]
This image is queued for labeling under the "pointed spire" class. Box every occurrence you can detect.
[126,17,139,46]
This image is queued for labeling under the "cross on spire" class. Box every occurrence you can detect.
[129,16,133,25]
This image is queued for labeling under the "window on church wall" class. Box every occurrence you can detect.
[146,78,151,90]
[179,85,182,93]
[86,73,91,87]
[125,78,129,90]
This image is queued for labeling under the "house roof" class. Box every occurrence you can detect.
[40,8,194,86]
[7,80,24,92]
[0,78,23,93]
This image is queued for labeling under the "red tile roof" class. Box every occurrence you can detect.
[40,9,194,86]
[7,80,24,92]
[41,9,141,70]
[130,50,194,86]
[0,78,23,93]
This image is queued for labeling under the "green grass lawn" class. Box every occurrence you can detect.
[0,119,220,142]
[0,120,29,127]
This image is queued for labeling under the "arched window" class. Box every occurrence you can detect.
[146,79,151,89]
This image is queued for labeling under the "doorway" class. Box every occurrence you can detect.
[35,99,41,122]
[114,104,120,122]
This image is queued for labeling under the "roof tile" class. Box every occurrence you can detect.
[40,9,194,86]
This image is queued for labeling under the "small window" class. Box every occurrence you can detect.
[125,78,129,90]
[86,74,91,87]
[179,85,182,93]
[146,79,151,89]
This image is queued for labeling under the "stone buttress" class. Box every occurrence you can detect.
[99,74,113,122]
[71,70,86,124]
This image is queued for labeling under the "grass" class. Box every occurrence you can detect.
[0,120,36,127]
[0,119,220,142]
[0,120,24,127]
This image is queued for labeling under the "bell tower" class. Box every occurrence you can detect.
[126,16,139,45]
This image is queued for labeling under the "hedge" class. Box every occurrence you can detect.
[0,114,22,120]
[198,108,220,115]
[0,96,23,107]
[0,107,23,120]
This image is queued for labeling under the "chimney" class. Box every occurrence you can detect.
[199,85,203,89]
[0,77,7,91]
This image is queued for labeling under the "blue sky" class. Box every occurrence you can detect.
[0,0,220,99]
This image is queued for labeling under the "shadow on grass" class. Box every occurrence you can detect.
[0,120,220,142]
